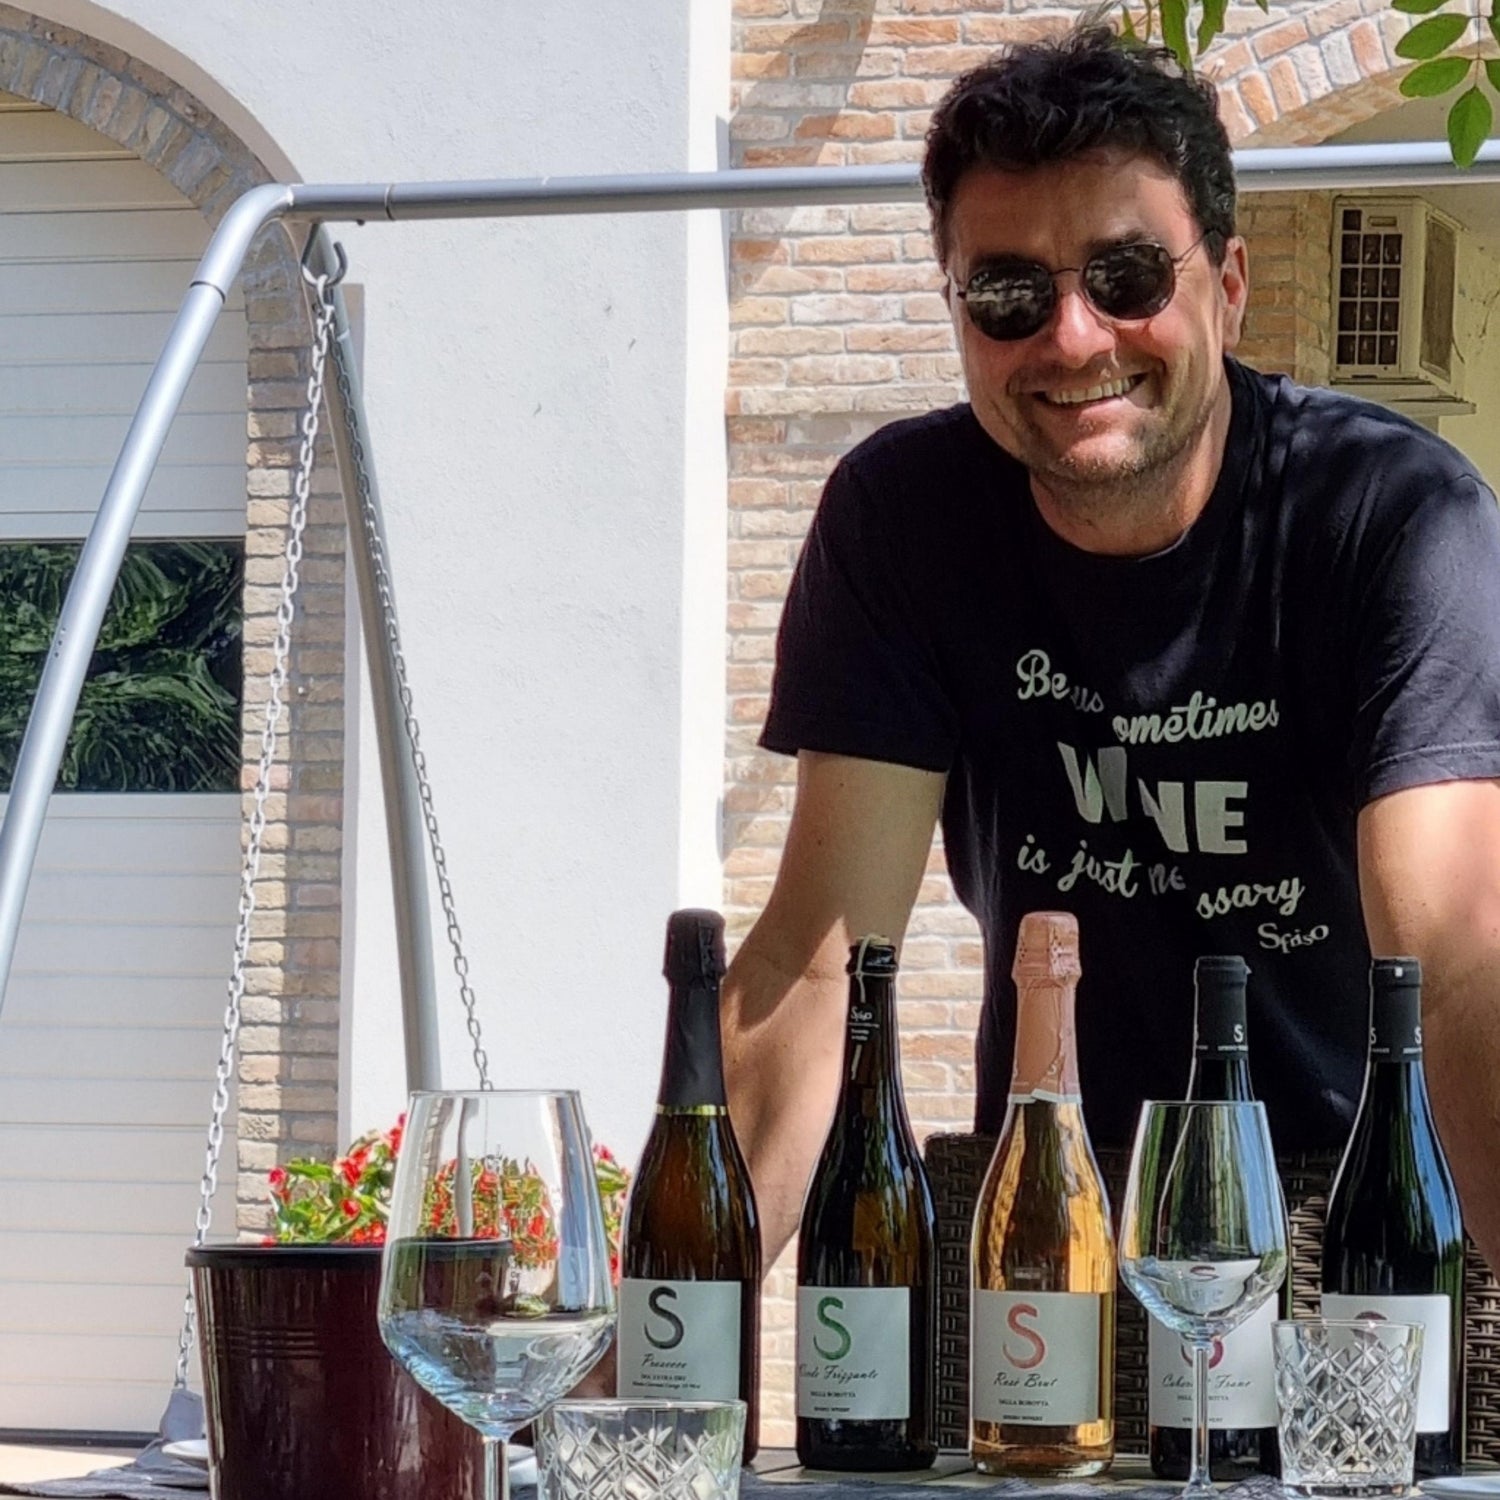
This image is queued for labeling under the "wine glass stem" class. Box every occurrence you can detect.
[1189,1338,1213,1495]
[484,1437,508,1500]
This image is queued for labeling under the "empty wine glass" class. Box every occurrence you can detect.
[378,1090,616,1500]
[1118,1101,1289,1500]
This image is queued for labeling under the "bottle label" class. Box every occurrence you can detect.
[1321,1292,1452,1433]
[971,1289,1102,1427]
[795,1286,910,1420]
[1148,1297,1277,1428]
[616,1280,742,1401]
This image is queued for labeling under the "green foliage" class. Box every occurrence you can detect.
[1117,0,1496,167]
[0,540,243,794]
[1449,82,1493,162]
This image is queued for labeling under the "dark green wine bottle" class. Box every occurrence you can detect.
[1322,958,1465,1479]
[795,936,936,1472]
[1149,956,1286,1481]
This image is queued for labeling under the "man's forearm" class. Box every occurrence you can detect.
[721,936,848,1265]
[1421,958,1500,1277]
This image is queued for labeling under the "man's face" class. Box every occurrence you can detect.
[943,151,1248,505]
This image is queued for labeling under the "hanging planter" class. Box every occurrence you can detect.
[187,1243,484,1500]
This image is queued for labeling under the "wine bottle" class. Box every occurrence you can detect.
[795,935,937,1472]
[1149,956,1282,1480]
[1322,957,1465,1479]
[971,910,1114,1478]
[617,909,762,1462]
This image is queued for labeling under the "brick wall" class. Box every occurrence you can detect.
[725,0,1402,1448]
[0,9,347,1235]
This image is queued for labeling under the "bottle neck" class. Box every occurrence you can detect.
[1189,979,1253,1101]
[1360,983,1435,1124]
[1009,976,1081,1105]
[842,969,898,1091]
[655,977,728,1113]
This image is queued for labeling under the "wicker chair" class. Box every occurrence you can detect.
[923,1132,1500,1460]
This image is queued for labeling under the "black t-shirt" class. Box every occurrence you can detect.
[761,359,1500,1152]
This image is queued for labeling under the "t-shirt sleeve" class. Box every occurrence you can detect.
[759,456,958,773]
[1350,470,1500,804]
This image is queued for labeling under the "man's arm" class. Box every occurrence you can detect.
[722,750,946,1264]
[1358,778,1500,1274]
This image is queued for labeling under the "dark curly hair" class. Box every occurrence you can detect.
[922,25,1236,268]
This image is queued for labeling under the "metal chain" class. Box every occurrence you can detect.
[326,330,492,1091]
[171,263,338,1391]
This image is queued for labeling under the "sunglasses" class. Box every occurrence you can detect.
[952,234,1213,343]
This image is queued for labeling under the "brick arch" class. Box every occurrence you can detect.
[1206,2,1411,146]
[0,4,347,1231]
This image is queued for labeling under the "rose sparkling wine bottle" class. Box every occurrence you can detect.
[616,909,762,1463]
[795,935,937,1472]
[970,911,1115,1477]
[1322,957,1465,1479]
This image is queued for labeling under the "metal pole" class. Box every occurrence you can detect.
[0,137,1496,1027]
[0,188,292,1016]
[307,228,442,1094]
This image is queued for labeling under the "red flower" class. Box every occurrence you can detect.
[340,1158,361,1187]
[341,1199,359,1219]
[269,1165,287,1190]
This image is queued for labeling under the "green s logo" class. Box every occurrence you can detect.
[813,1295,852,1361]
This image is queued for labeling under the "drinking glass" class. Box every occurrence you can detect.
[1118,1101,1289,1500]
[378,1090,616,1500]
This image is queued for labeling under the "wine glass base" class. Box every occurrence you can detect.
[1179,1481,1219,1500]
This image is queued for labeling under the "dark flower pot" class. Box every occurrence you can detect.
[187,1243,483,1500]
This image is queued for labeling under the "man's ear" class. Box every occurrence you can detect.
[1220,235,1250,350]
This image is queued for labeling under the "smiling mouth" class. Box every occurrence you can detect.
[1035,373,1148,408]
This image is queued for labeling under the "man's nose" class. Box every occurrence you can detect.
[1039,279,1117,366]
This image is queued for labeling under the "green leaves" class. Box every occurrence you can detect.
[1108,0,1500,167]
[1449,84,1493,165]
[1159,0,1190,67]
[1395,11,1470,57]
[1401,55,1474,96]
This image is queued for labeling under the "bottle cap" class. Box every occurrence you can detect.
[1012,911,1081,982]
[663,909,726,985]
[846,934,896,977]
[1195,955,1250,984]
[1371,956,1422,991]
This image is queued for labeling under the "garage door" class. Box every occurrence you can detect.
[0,94,246,1436]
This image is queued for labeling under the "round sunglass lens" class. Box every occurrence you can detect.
[1086,243,1176,320]
[964,265,1053,341]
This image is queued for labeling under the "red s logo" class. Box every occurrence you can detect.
[1003,1302,1046,1371]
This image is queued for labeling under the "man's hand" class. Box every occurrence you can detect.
[1359,778,1500,1275]
[722,750,945,1265]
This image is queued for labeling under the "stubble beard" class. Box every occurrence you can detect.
[1011,371,1220,524]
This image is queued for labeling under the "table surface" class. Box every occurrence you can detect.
[747,1451,1500,1491]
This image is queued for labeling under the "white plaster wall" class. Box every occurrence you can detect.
[27,0,732,1164]
[1432,233,1500,488]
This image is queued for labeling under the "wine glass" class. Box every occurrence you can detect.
[1118,1101,1289,1500]
[378,1090,616,1500]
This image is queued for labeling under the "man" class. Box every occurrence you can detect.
[721,25,1500,1275]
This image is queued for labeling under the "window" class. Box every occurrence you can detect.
[0,539,244,793]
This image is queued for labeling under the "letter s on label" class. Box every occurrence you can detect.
[1002,1301,1046,1371]
[813,1295,852,1362]
[644,1285,685,1350]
